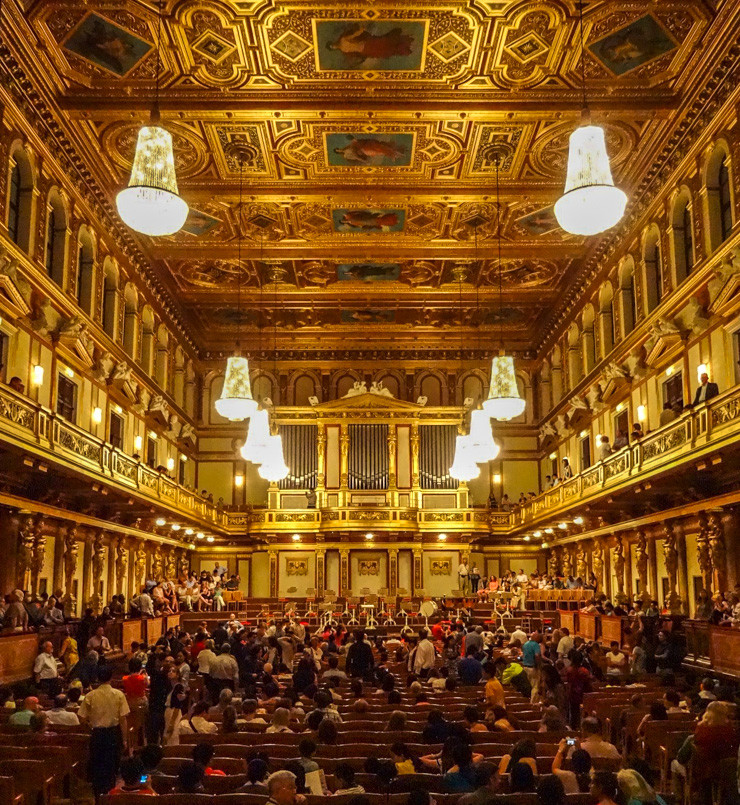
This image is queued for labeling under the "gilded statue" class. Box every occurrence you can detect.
[612,535,625,599]
[134,543,147,589]
[575,541,587,581]
[591,538,604,591]
[29,516,46,597]
[634,531,650,603]
[88,531,106,612]
[63,525,79,615]
[165,548,177,581]
[16,513,35,589]
[707,513,727,594]
[696,515,713,594]
[547,548,559,577]
[152,544,164,580]
[178,552,189,578]
[561,547,573,579]
[115,537,129,596]
[662,523,681,613]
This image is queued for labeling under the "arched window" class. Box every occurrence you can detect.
[7,148,34,252]
[567,323,582,385]
[45,191,67,286]
[123,284,138,358]
[618,258,637,337]
[719,155,733,243]
[102,259,119,340]
[643,227,662,314]
[581,305,596,374]
[155,325,169,391]
[598,282,615,356]
[76,230,95,315]
[705,144,735,253]
[672,192,694,285]
[419,373,443,406]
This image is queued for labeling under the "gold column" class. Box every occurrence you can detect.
[340,424,349,502]
[316,424,326,507]
[388,548,399,595]
[410,422,420,507]
[413,548,423,595]
[63,525,80,617]
[697,515,713,594]
[81,536,93,614]
[708,512,728,594]
[591,537,605,594]
[339,548,350,596]
[635,530,650,603]
[29,515,47,599]
[315,548,326,595]
[269,549,279,598]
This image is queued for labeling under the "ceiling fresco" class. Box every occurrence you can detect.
[17,0,719,354]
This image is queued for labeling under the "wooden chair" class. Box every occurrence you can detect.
[203,773,248,794]
[0,759,54,805]
[0,776,22,805]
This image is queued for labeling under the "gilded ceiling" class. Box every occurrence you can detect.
[15,0,720,354]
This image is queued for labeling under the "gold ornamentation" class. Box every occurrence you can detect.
[286,559,309,576]
[358,559,379,576]
[430,558,451,576]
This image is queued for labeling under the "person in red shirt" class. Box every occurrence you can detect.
[108,757,157,796]
[431,620,446,642]
[193,742,226,776]
[565,653,592,728]
[190,631,208,661]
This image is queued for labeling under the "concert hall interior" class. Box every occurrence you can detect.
[0,0,739,803]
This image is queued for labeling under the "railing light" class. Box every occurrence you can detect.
[438,533,447,541]
[573,516,584,525]
[523,535,531,541]
[292,533,301,542]
[206,535,214,543]
[149,430,158,440]
[155,517,166,526]
[544,527,554,534]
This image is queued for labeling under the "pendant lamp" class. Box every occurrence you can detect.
[240,407,271,462]
[554,1,626,236]
[258,434,289,481]
[468,408,500,463]
[116,4,188,236]
[215,148,258,421]
[483,154,526,422]
[449,434,480,482]
[482,353,526,421]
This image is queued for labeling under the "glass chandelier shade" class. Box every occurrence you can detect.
[449,434,480,482]
[240,407,271,462]
[554,124,627,236]
[482,354,526,421]
[258,434,289,481]
[467,408,500,463]
[215,355,259,421]
[116,124,189,236]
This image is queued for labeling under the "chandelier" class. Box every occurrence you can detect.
[483,353,526,421]
[116,3,188,236]
[258,434,289,481]
[215,148,258,421]
[554,1,626,236]
[483,153,526,422]
[468,408,500,463]
[240,407,271,463]
[449,434,480,482]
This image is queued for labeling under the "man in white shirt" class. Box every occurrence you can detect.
[78,665,130,796]
[516,569,529,585]
[510,626,528,645]
[323,656,348,681]
[132,590,154,617]
[33,641,59,696]
[605,641,628,679]
[46,693,80,726]
[457,557,469,594]
[570,717,620,760]
[412,630,437,675]
[557,628,574,658]
[208,643,240,691]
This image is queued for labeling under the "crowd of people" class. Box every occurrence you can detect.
[2,606,736,803]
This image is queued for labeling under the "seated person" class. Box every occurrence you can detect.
[108,757,156,796]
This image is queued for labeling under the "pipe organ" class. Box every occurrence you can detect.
[278,425,318,490]
[348,424,389,489]
[419,425,458,490]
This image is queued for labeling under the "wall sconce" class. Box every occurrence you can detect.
[31,365,44,386]
[91,407,102,424]
[438,533,447,541]
[492,473,502,484]
[234,473,244,487]
[665,366,674,377]
[167,457,175,471]
[155,517,166,527]
[616,402,625,413]
[148,430,157,440]
[196,532,205,540]
[64,366,74,378]
[637,405,647,422]
[292,533,301,542]
[542,541,549,549]
[580,429,588,438]
[549,452,557,460]
[365,532,373,540]
[697,362,709,381]
[134,435,143,452]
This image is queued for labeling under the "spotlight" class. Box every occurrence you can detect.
[365,532,373,540]
[438,533,447,541]
[155,517,166,527]
[292,533,301,542]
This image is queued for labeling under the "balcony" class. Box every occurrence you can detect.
[0,383,221,528]
[516,384,740,526]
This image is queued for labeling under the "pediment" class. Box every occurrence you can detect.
[315,392,423,413]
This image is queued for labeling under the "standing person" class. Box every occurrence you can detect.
[59,627,79,676]
[692,372,719,406]
[345,630,374,679]
[33,641,60,697]
[562,458,573,479]
[566,653,592,728]
[78,665,130,798]
[469,565,481,595]
[412,629,437,677]
[208,643,240,692]
[457,557,469,594]
[520,632,541,703]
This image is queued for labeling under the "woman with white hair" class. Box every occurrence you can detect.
[267,706,293,733]
[617,769,667,805]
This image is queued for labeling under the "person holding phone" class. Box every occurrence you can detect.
[107,756,156,796]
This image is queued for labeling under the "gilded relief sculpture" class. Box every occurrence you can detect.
[662,523,681,614]
[635,531,650,603]
[63,525,79,616]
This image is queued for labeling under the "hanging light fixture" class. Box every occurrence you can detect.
[450,433,480,482]
[468,408,500,463]
[554,1,626,236]
[258,434,289,481]
[240,407,271,463]
[116,1,188,236]
[482,155,526,421]
[215,147,259,421]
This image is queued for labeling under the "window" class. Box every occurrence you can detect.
[7,158,20,244]
[45,207,58,277]
[662,373,683,410]
[719,156,733,242]
[76,239,95,314]
[733,330,740,385]
[178,459,186,486]
[682,205,694,274]
[45,196,67,286]
[644,234,662,313]
[109,411,124,450]
[56,374,77,423]
[614,409,629,444]
[0,332,8,383]
[580,436,591,472]
[146,435,157,469]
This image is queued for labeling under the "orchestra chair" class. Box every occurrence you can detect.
[305,587,317,620]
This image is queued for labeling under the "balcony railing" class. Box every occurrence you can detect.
[517,384,740,525]
[0,384,221,527]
